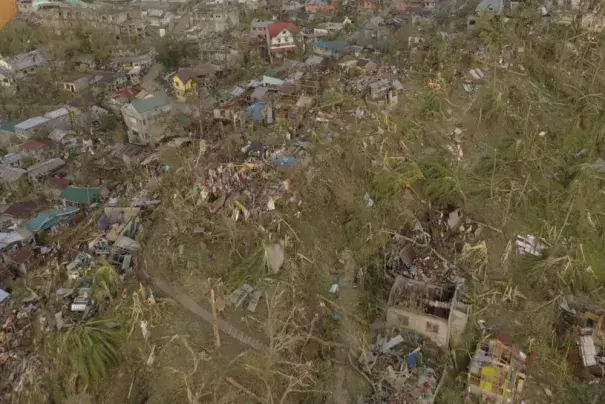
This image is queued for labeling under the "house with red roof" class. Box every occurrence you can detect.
[103,86,141,115]
[266,22,301,54]
[4,201,38,220]
[6,247,34,274]
[21,139,56,160]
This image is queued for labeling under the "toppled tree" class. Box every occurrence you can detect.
[61,317,122,386]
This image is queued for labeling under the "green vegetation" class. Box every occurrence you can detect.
[154,36,192,71]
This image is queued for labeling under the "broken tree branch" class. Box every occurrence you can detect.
[226,377,263,403]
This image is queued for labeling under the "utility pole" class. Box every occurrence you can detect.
[210,289,221,348]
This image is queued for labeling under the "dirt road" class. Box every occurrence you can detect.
[150,275,270,352]
[329,250,367,404]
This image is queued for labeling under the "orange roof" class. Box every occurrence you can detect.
[0,0,17,29]
[267,22,300,39]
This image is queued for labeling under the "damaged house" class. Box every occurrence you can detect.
[368,78,405,104]
[189,4,240,34]
[0,49,48,87]
[387,276,469,348]
[98,207,141,243]
[27,158,65,183]
[467,337,528,403]
[27,206,80,234]
[557,296,605,378]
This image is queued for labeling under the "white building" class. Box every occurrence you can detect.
[266,22,301,55]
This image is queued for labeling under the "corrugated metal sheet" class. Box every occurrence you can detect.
[580,335,597,367]
[0,0,17,29]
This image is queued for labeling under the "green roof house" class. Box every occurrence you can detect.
[120,91,172,145]
[60,186,101,206]
[0,120,22,147]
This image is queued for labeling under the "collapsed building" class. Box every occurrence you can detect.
[467,337,528,403]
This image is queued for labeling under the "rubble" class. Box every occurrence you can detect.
[357,331,444,404]
[467,337,528,403]
[228,283,263,312]
[65,252,92,280]
[197,159,300,218]
[0,291,49,398]
[0,0,595,399]
[556,296,605,379]
[383,207,484,283]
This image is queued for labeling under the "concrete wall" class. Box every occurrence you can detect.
[387,307,449,347]
[449,300,470,347]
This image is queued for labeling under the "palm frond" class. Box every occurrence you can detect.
[62,317,122,384]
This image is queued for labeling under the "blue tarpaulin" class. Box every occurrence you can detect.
[407,352,417,369]
[274,156,298,168]
[247,102,264,122]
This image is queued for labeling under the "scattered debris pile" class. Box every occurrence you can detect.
[384,207,481,284]
[384,233,449,283]
[0,295,48,400]
[357,332,444,404]
[558,296,605,379]
[197,157,301,219]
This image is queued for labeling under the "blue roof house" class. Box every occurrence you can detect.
[27,207,80,233]
[312,41,349,59]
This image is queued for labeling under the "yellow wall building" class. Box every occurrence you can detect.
[172,70,200,102]
[0,0,18,29]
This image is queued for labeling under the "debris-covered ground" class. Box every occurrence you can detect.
[2,1,605,403]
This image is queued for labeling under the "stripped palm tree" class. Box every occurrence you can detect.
[61,317,122,385]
